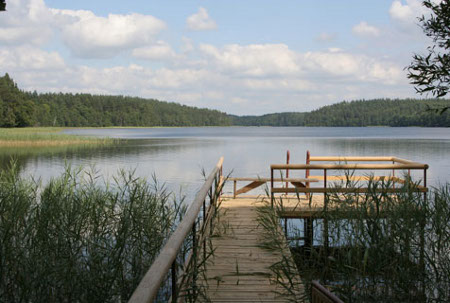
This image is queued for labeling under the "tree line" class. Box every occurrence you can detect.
[0,74,232,127]
[1,74,449,128]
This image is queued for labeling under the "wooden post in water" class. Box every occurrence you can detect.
[304,218,313,255]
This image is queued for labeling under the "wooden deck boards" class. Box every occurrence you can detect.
[202,197,302,302]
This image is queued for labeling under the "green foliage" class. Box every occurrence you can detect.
[2,74,449,128]
[0,163,185,302]
[0,74,232,127]
[231,112,306,126]
[232,99,450,127]
[304,99,450,127]
[407,0,449,99]
[0,73,36,127]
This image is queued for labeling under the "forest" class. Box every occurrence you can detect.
[1,73,449,128]
[0,74,232,127]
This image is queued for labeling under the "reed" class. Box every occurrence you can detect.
[258,177,450,302]
[0,127,111,146]
[0,161,186,302]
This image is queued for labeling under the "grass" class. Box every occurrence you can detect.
[0,161,186,302]
[0,127,112,146]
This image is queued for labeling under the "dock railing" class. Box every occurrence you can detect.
[311,281,344,303]
[271,153,429,206]
[128,157,224,303]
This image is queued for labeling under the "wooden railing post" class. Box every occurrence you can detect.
[286,150,290,189]
[323,169,329,255]
[192,221,197,298]
[306,150,311,199]
[271,167,274,208]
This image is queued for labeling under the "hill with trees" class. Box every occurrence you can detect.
[1,73,449,127]
[230,112,306,126]
[303,99,450,127]
[0,74,232,127]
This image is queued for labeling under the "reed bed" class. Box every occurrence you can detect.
[258,177,450,303]
[0,162,186,302]
[0,127,111,146]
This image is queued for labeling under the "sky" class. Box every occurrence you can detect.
[0,0,435,115]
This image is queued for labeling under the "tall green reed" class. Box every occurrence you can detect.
[0,162,186,302]
[258,176,450,303]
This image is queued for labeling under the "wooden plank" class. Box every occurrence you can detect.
[235,181,265,195]
[201,197,303,302]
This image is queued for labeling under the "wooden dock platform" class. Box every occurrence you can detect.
[129,154,428,303]
[202,196,302,302]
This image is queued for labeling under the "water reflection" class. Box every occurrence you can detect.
[1,127,449,199]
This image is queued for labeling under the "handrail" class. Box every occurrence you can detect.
[310,156,395,162]
[271,163,428,170]
[128,157,224,303]
[309,156,423,166]
[311,281,344,303]
[270,152,429,207]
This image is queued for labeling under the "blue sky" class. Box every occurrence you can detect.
[0,0,433,115]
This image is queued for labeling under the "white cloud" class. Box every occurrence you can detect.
[181,37,195,53]
[132,41,177,61]
[51,9,166,58]
[186,7,217,31]
[316,32,337,42]
[199,43,300,76]
[352,21,381,37]
[389,0,431,33]
[0,1,418,115]
[389,0,425,23]
[302,50,404,84]
[0,46,65,71]
[0,0,53,45]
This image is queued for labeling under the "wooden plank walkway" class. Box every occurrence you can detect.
[201,197,301,302]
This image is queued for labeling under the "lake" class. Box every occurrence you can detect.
[1,127,449,200]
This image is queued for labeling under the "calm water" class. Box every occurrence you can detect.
[1,127,449,199]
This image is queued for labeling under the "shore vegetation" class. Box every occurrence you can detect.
[0,127,111,146]
[258,178,450,302]
[0,162,186,302]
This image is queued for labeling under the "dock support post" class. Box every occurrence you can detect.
[171,261,177,303]
[304,218,313,255]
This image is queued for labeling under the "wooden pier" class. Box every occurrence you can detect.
[129,152,428,303]
[202,196,299,302]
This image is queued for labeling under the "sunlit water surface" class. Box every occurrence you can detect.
[1,127,449,201]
